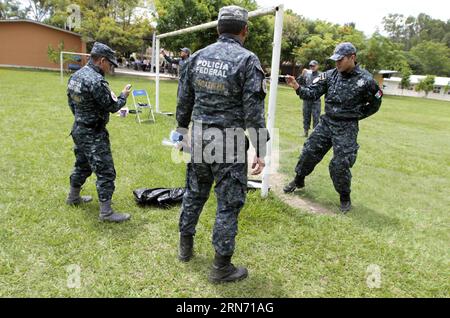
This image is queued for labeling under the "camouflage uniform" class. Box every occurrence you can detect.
[163,50,190,70]
[297,68,322,131]
[68,43,127,203]
[176,31,267,256]
[163,48,190,98]
[293,44,383,197]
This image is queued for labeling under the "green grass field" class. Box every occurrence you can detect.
[0,68,448,297]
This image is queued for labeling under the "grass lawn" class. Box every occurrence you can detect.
[0,68,448,297]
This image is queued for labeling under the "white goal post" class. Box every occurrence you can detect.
[60,51,90,83]
[154,5,284,197]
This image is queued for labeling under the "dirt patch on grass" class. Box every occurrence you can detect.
[248,143,334,215]
[269,173,335,215]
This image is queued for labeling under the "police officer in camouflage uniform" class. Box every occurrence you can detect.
[298,60,322,137]
[66,42,133,223]
[283,42,383,213]
[176,5,268,283]
[161,47,191,98]
[161,47,191,71]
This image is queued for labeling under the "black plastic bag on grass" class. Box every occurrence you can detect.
[133,188,185,208]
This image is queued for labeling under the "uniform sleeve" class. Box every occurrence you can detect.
[176,59,195,129]
[91,79,127,113]
[67,76,76,115]
[297,74,306,86]
[296,73,328,101]
[358,78,382,120]
[68,93,76,115]
[164,54,180,65]
[243,55,269,158]
[67,94,75,115]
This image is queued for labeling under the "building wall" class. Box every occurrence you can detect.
[383,80,450,102]
[0,21,86,70]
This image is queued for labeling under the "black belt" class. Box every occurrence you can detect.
[324,114,358,122]
[75,122,106,130]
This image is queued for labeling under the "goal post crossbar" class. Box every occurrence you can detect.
[154,5,284,198]
[156,6,279,40]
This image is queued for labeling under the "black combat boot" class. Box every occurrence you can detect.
[66,186,93,206]
[283,175,305,193]
[99,200,131,223]
[340,193,352,213]
[178,234,194,262]
[209,253,248,284]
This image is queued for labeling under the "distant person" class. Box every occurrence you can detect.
[161,47,191,74]
[297,60,322,137]
[160,47,192,98]
[143,58,150,71]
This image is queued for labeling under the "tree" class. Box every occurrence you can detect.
[0,0,28,19]
[382,12,450,50]
[382,13,406,44]
[409,41,450,76]
[415,75,435,97]
[400,67,412,91]
[292,19,367,71]
[46,0,155,56]
[277,10,309,71]
[155,0,272,66]
[358,33,409,74]
[26,0,58,22]
[294,33,337,70]
[47,40,81,65]
[444,83,450,94]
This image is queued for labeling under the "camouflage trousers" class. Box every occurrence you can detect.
[303,100,321,131]
[69,124,116,202]
[179,130,248,257]
[295,115,359,195]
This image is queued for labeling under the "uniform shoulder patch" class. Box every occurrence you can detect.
[262,78,268,94]
[255,63,265,75]
[374,89,383,99]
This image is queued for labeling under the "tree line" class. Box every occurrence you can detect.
[2,0,449,77]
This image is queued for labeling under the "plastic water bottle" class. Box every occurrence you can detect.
[170,130,183,142]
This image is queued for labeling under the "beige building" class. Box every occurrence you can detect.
[383,75,450,102]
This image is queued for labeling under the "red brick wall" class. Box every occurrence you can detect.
[0,21,86,69]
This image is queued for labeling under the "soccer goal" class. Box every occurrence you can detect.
[154,5,284,197]
[60,51,90,83]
